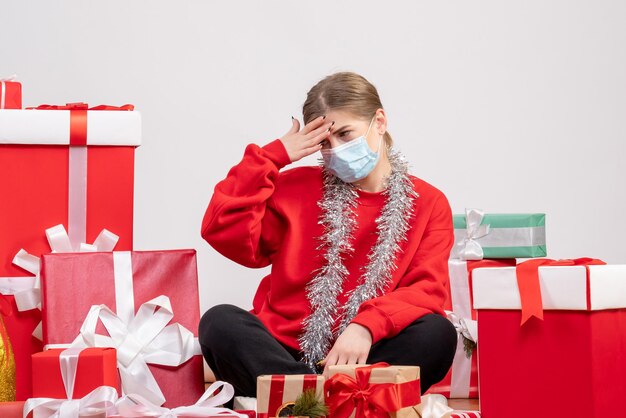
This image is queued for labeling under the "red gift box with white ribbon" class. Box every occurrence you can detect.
[448,412,481,418]
[40,249,205,408]
[472,259,626,418]
[427,259,515,399]
[32,347,120,400]
[0,103,140,400]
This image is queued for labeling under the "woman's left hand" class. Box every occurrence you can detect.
[322,323,373,377]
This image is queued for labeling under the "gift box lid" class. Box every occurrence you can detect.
[472,264,626,311]
[453,213,545,229]
[0,108,141,146]
[327,364,420,382]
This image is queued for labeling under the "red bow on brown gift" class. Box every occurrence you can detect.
[325,363,421,418]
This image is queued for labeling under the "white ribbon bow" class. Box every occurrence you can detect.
[69,295,198,406]
[416,394,454,418]
[23,385,118,418]
[0,74,17,82]
[116,381,247,418]
[445,312,478,345]
[456,209,490,260]
[0,224,118,339]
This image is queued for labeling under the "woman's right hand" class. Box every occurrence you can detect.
[280,115,334,163]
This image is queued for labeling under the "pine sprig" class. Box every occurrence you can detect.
[463,336,477,358]
[290,389,328,418]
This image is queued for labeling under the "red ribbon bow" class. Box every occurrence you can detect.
[28,102,134,111]
[516,257,606,325]
[26,102,134,145]
[324,363,421,418]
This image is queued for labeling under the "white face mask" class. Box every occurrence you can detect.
[320,116,383,183]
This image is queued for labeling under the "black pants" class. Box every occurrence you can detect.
[199,304,457,398]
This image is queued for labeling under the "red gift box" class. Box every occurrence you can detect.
[472,260,626,418]
[40,249,204,408]
[427,259,515,399]
[0,104,140,401]
[449,412,481,418]
[0,78,21,109]
[32,348,119,399]
[0,401,25,418]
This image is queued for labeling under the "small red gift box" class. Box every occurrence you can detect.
[0,78,21,109]
[427,259,515,399]
[0,104,140,401]
[40,249,204,408]
[32,348,119,399]
[472,259,626,418]
[448,412,480,418]
[257,374,324,418]
[0,401,25,418]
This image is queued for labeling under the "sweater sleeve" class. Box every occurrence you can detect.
[201,139,292,268]
[350,193,454,344]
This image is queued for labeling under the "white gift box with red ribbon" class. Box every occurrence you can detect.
[471,261,626,418]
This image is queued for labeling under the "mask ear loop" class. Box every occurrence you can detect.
[366,115,384,154]
[375,132,384,154]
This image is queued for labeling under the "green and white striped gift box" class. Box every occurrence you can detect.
[452,209,546,260]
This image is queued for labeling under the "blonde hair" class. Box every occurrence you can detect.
[302,72,393,148]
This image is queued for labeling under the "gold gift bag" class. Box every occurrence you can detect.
[0,297,16,402]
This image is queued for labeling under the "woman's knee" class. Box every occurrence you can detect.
[401,314,457,367]
[422,313,458,351]
[408,314,458,390]
[199,304,244,346]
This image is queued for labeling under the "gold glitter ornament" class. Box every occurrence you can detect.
[0,304,16,402]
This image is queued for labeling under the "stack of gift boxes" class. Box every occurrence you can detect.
[0,78,227,417]
[426,210,547,400]
[2,77,626,418]
[427,208,626,418]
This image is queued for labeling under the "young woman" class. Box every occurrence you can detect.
[199,72,457,398]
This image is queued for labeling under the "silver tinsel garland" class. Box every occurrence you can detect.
[298,148,419,370]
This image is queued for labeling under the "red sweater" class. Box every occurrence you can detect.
[201,139,454,350]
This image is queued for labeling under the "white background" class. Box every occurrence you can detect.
[2,1,625,314]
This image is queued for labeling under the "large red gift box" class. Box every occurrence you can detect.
[427,259,515,399]
[40,249,204,408]
[32,348,119,399]
[0,104,140,400]
[472,261,626,418]
[0,78,21,109]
